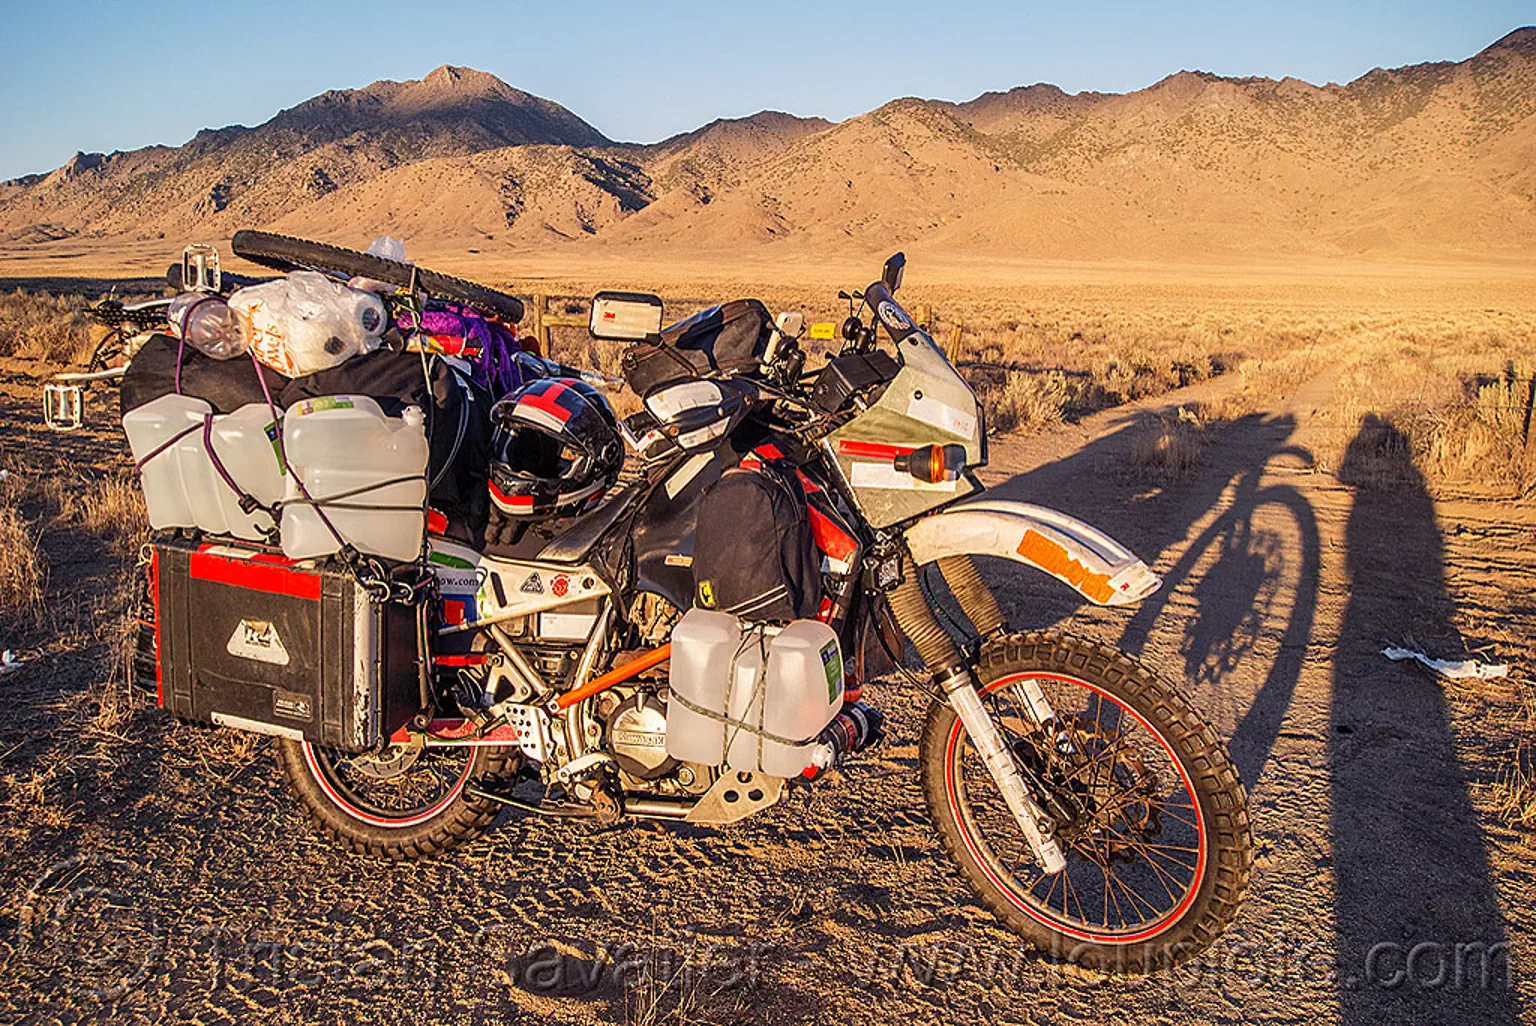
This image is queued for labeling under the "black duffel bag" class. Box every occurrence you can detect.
[120,334,291,416]
[621,299,772,396]
[692,459,819,621]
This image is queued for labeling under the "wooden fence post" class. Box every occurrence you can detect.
[945,322,964,364]
[532,294,547,357]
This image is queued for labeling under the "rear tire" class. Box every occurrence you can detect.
[920,632,1252,973]
[277,739,516,859]
[231,230,526,324]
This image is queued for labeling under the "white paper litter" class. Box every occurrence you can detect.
[1382,647,1509,680]
[0,650,23,676]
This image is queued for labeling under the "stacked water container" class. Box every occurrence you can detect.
[124,393,429,562]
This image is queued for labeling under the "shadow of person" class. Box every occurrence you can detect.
[1330,414,1519,1023]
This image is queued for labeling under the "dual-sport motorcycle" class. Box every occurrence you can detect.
[137,235,1252,973]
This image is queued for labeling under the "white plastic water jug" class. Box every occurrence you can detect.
[665,609,844,776]
[279,395,428,562]
[749,619,844,777]
[124,394,206,531]
[123,395,284,539]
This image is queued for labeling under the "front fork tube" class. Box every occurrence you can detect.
[885,555,1067,873]
[938,667,1067,874]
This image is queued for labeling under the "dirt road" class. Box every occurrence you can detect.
[0,365,1530,1025]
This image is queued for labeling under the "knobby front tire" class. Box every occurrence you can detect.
[920,631,1252,973]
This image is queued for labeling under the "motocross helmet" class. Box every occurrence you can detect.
[488,378,622,519]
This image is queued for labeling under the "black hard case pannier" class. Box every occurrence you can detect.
[621,298,773,396]
[150,536,420,753]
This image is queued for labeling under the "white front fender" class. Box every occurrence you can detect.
[903,500,1161,607]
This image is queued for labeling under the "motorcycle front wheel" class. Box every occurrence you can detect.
[921,632,1252,973]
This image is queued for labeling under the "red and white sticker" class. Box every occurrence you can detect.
[907,394,976,440]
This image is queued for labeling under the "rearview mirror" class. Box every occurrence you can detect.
[881,252,906,293]
[773,311,804,338]
[590,291,663,341]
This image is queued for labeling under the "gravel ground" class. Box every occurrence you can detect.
[0,364,1530,1025]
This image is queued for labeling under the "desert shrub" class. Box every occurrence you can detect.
[0,289,92,362]
[985,370,1072,434]
[1129,414,1203,479]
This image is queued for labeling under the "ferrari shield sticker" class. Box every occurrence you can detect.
[227,619,291,666]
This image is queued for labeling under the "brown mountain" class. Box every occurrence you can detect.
[0,65,611,242]
[3,29,1535,261]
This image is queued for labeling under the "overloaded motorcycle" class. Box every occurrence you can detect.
[130,233,1252,973]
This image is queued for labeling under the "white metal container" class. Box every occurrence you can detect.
[279,395,428,562]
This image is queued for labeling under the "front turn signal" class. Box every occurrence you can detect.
[893,444,966,483]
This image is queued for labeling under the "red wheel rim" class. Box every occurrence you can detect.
[302,741,475,829]
[944,672,1207,944]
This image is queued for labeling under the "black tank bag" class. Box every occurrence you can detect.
[692,460,820,622]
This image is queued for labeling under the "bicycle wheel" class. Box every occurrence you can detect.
[231,230,525,323]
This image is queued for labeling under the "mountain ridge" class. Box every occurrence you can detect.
[4,30,1534,261]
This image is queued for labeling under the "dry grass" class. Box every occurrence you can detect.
[1320,339,1536,492]
[78,472,150,553]
[0,289,93,363]
[2,763,75,830]
[0,503,46,624]
[1129,411,1204,480]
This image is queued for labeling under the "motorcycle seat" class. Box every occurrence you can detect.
[535,476,646,564]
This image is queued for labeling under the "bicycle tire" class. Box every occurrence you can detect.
[231,230,525,323]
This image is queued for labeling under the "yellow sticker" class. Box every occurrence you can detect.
[807,322,837,341]
[697,580,716,607]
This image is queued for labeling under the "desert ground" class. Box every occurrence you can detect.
[0,248,1531,1024]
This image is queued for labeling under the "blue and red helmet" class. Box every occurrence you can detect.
[488,378,622,519]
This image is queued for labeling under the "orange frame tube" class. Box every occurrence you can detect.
[555,643,672,710]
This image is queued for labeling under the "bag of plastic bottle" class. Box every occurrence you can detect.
[166,292,248,360]
[228,271,388,377]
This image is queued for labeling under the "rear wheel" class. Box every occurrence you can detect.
[231,230,526,324]
[921,632,1251,972]
[276,737,516,859]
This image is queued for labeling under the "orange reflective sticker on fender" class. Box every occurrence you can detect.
[1016,529,1115,604]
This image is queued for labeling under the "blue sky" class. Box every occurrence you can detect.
[0,1,1529,180]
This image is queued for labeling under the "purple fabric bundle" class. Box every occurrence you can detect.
[398,302,524,399]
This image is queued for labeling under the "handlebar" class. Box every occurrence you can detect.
[862,282,921,345]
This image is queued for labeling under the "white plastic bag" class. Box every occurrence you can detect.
[228,271,387,377]
[167,292,248,360]
[365,236,409,262]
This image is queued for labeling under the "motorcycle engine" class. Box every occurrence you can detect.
[604,693,678,780]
